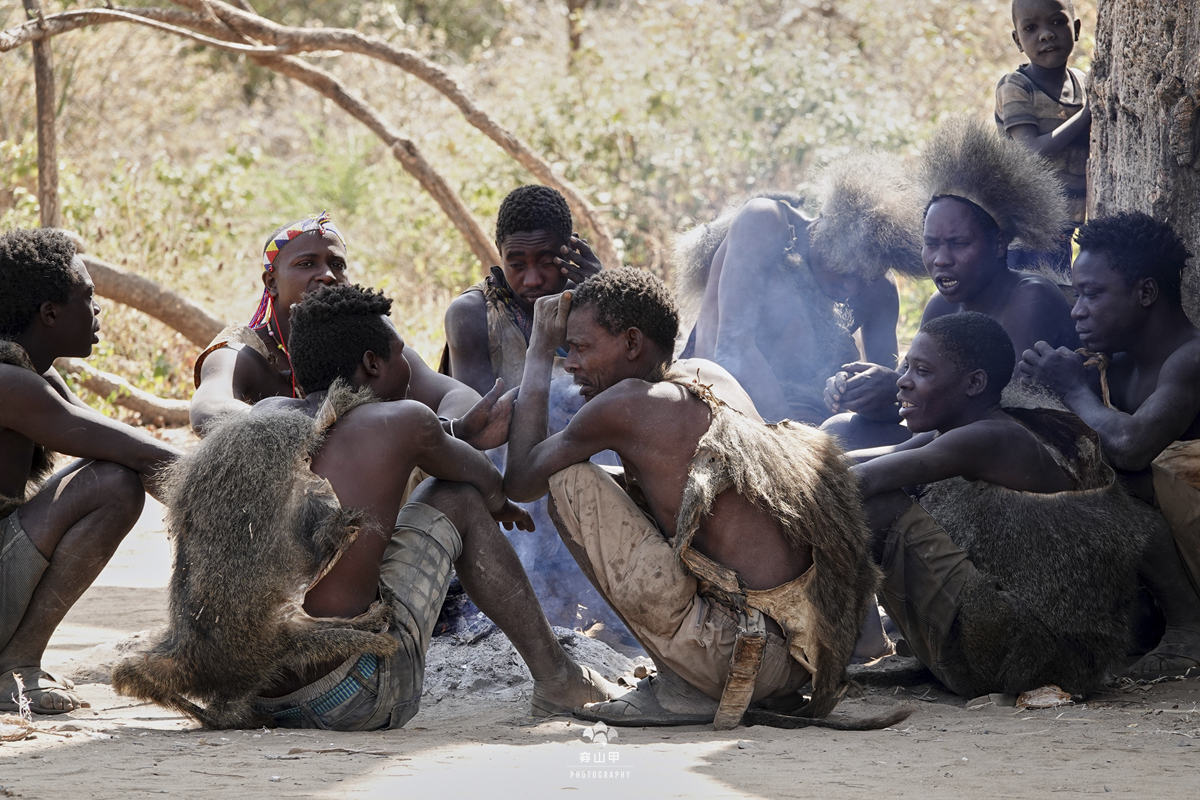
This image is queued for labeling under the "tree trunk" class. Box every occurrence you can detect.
[1089,0,1200,323]
[22,0,60,228]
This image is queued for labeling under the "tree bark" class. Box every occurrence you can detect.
[81,255,226,347]
[56,357,192,427]
[1089,0,1200,323]
[22,0,60,228]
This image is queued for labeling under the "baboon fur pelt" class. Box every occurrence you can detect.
[0,340,56,518]
[919,116,1068,252]
[674,388,880,719]
[111,381,403,729]
[919,408,1159,697]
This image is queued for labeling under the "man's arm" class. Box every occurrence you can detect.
[1019,341,1200,471]
[851,276,900,368]
[0,366,180,480]
[443,291,498,396]
[851,425,1004,498]
[846,431,937,463]
[190,346,259,435]
[504,293,617,502]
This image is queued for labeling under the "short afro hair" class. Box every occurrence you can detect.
[1075,212,1192,306]
[919,311,1015,398]
[570,267,679,357]
[288,284,394,395]
[0,228,81,338]
[495,185,572,251]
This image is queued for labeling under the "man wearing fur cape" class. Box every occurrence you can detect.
[504,268,888,729]
[852,312,1161,698]
[674,153,926,426]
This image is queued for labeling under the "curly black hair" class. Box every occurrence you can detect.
[570,267,679,358]
[495,185,572,251]
[1075,212,1192,305]
[0,228,81,339]
[919,311,1015,398]
[288,284,394,395]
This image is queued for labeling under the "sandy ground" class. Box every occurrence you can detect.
[2,498,1199,799]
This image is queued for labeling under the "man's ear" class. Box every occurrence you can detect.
[37,300,58,328]
[1138,277,1159,308]
[964,368,989,398]
[262,270,278,298]
[624,327,645,361]
[994,233,1012,262]
[360,349,383,379]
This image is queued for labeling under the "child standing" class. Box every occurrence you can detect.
[995,0,1091,278]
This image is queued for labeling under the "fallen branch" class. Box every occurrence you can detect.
[81,255,226,347]
[57,358,191,427]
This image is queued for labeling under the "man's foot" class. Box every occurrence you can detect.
[574,673,716,727]
[0,668,88,715]
[530,663,623,717]
[1124,628,1200,681]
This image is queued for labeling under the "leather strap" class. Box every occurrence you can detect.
[712,608,767,730]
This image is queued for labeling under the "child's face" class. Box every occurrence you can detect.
[1011,0,1079,70]
[896,332,972,434]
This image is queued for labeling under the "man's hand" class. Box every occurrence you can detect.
[453,379,516,450]
[824,363,900,414]
[556,235,603,285]
[1018,342,1088,396]
[491,499,535,531]
[532,291,573,356]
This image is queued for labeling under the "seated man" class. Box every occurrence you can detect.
[0,229,179,714]
[822,117,1080,451]
[442,186,627,642]
[852,312,1160,697]
[676,153,926,425]
[243,284,616,728]
[190,212,501,448]
[1019,212,1200,679]
[504,269,880,727]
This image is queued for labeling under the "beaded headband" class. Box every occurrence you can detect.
[250,211,346,327]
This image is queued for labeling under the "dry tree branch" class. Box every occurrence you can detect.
[1,5,500,267]
[56,357,192,426]
[1,2,621,268]
[23,0,60,228]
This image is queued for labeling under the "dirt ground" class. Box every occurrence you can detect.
[2,499,1198,800]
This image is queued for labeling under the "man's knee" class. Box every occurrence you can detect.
[88,461,146,536]
[408,479,483,532]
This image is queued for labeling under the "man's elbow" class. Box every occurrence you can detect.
[1103,433,1156,473]
[504,472,547,504]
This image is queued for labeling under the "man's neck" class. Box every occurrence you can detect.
[14,332,56,374]
[1122,306,1199,372]
[936,400,1005,435]
[959,264,1018,316]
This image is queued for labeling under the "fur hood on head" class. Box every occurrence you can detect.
[918,116,1069,251]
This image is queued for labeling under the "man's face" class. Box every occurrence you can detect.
[896,332,973,433]
[923,198,1005,305]
[1070,249,1144,354]
[808,247,866,303]
[58,256,101,357]
[1011,0,1078,70]
[362,324,411,402]
[563,305,632,403]
[264,230,349,320]
[500,229,569,313]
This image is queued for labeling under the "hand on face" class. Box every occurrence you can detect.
[1017,341,1086,396]
[531,291,573,355]
[453,379,517,451]
[824,362,901,414]
[555,235,603,285]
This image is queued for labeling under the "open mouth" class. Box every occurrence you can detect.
[935,276,960,292]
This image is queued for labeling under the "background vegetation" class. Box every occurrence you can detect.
[0,0,1095,421]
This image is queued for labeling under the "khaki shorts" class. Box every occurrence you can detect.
[1152,461,1200,597]
[251,502,462,730]
[877,501,977,697]
[548,462,808,702]
[0,509,49,651]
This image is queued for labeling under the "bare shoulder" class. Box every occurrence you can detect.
[444,289,487,332]
[670,358,760,417]
[1012,271,1071,309]
[921,291,956,323]
[1160,332,1200,380]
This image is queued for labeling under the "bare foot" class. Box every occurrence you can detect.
[0,668,88,714]
[530,663,622,717]
[1124,627,1200,681]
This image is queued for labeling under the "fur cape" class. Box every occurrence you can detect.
[0,341,57,518]
[920,408,1157,696]
[673,382,880,718]
[112,381,402,729]
[918,116,1069,252]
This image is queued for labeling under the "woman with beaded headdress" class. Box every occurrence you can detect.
[189,213,507,450]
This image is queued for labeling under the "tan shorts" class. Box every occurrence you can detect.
[0,509,49,652]
[877,501,977,697]
[251,502,463,730]
[1152,462,1200,597]
[548,462,808,702]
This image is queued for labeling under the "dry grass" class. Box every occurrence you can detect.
[0,0,1096,421]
